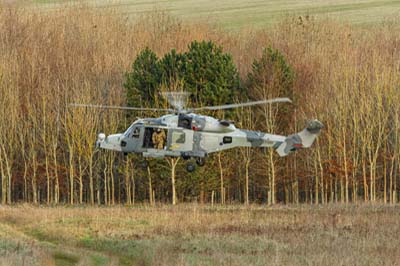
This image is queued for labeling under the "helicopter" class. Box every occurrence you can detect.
[71,92,323,172]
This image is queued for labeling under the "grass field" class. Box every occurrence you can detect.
[0,204,400,265]
[25,0,400,29]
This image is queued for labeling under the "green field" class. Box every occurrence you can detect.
[28,0,400,29]
[1,204,400,265]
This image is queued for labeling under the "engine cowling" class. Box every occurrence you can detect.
[219,120,234,127]
[199,116,235,133]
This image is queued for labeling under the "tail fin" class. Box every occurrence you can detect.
[275,119,323,157]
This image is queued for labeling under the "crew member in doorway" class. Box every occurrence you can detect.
[152,128,166,149]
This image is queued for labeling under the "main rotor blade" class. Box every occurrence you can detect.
[69,103,174,112]
[188,98,292,112]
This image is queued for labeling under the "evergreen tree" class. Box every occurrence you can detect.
[159,49,187,88]
[184,40,241,106]
[124,47,161,107]
[125,41,242,109]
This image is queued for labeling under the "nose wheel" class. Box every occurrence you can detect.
[186,162,196,172]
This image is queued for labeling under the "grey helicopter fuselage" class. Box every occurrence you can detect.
[96,112,323,159]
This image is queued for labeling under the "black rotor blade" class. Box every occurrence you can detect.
[188,98,292,112]
[69,103,174,112]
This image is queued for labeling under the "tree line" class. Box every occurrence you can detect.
[0,6,399,205]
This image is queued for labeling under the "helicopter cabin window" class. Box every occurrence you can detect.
[178,114,192,129]
[172,131,185,144]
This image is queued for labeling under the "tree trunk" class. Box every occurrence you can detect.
[147,166,153,205]
[53,144,59,204]
[89,155,94,205]
[317,146,325,204]
[245,159,250,205]
[45,156,50,204]
[269,150,276,205]
[171,159,177,205]
[218,153,225,204]
[78,155,83,204]
[69,148,74,205]
[103,163,108,205]
[362,158,368,202]
[131,172,135,205]
[0,150,6,204]
[314,158,319,204]
[23,160,28,202]
[32,155,38,204]
[343,134,349,203]
[110,161,115,205]
[168,157,180,205]
[124,158,131,205]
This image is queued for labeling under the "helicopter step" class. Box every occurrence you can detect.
[142,149,181,158]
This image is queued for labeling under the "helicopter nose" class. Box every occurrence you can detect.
[98,133,106,142]
[96,133,123,151]
[95,133,106,148]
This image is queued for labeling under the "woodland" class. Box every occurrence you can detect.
[1,6,400,205]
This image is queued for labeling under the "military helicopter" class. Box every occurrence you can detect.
[71,92,323,172]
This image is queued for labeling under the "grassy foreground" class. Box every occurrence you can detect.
[0,204,399,265]
[30,0,400,29]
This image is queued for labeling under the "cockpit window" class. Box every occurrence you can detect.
[132,127,140,138]
[123,124,134,137]
[124,123,143,138]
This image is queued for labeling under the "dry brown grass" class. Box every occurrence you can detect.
[0,204,399,265]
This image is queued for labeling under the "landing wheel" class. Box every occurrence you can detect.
[186,162,196,173]
[182,154,191,160]
[196,157,205,167]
